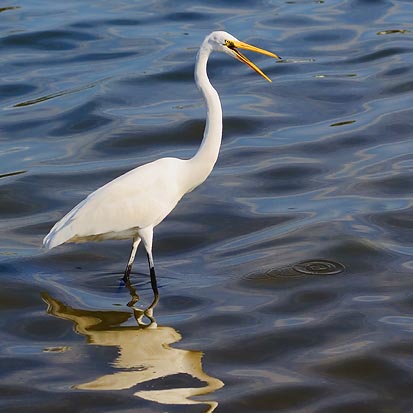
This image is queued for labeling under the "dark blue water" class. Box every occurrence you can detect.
[1,1,413,412]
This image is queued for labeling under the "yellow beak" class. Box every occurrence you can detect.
[226,40,281,83]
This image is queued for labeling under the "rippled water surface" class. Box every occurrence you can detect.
[1,1,413,412]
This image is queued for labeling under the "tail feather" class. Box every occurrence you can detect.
[43,201,85,249]
[43,224,71,249]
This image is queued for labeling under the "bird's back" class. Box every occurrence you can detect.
[43,157,191,249]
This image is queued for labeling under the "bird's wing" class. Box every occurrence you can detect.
[43,158,188,249]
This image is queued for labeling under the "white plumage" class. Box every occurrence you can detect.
[44,158,190,247]
[43,31,279,285]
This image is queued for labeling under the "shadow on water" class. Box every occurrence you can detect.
[41,282,224,413]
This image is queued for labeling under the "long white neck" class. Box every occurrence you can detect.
[187,42,223,187]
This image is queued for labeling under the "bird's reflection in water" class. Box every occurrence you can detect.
[42,283,223,413]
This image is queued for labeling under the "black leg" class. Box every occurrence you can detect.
[122,264,131,283]
[147,267,159,321]
[150,266,159,296]
[147,253,159,301]
[128,251,159,327]
[122,237,140,283]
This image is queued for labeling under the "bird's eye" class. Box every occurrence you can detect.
[225,40,235,49]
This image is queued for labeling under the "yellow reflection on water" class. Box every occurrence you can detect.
[42,288,223,413]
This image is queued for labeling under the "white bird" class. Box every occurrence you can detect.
[43,31,280,288]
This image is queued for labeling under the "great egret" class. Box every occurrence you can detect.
[43,31,280,286]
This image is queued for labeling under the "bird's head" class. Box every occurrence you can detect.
[206,31,281,82]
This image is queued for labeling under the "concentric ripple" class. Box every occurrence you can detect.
[292,259,345,275]
[246,259,345,280]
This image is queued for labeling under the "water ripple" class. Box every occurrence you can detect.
[1,0,413,412]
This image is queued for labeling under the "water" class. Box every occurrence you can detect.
[1,1,413,412]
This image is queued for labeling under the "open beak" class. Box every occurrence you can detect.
[226,40,281,82]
